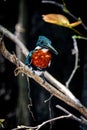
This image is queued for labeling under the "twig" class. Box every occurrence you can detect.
[12,114,71,130]
[56,105,83,124]
[35,114,71,130]
[41,0,78,20]
[42,0,64,9]
[65,36,79,87]
[56,105,87,125]
[12,105,87,130]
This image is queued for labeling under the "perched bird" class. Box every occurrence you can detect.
[25,35,58,76]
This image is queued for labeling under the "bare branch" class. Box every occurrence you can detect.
[41,0,78,20]
[56,105,87,124]
[44,71,79,103]
[12,108,87,130]
[12,114,71,130]
[1,38,87,120]
[66,36,79,87]
[0,25,28,57]
[35,114,71,130]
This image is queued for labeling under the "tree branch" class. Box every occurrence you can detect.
[12,114,71,130]
[65,36,79,87]
[0,36,87,120]
[0,25,28,57]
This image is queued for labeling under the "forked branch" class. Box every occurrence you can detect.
[0,34,87,120]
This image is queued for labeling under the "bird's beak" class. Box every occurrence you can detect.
[46,44,58,55]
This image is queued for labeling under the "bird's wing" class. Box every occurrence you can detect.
[25,51,33,66]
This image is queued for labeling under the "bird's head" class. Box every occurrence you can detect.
[36,36,58,55]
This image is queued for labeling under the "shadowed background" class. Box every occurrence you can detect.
[0,0,87,129]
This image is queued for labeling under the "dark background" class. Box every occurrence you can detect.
[0,0,87,129]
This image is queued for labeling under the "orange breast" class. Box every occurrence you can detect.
[31,49,52,69]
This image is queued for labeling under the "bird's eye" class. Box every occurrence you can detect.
[40,41,44,44]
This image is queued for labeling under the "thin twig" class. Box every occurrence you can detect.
[65,36,79,87]
[56,105,87,125]
[56,105,82,123]
[11,105,87,130]
[12,114,71,130]
[41,0,78,20]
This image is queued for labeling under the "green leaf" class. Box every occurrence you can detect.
[0,119,5,128]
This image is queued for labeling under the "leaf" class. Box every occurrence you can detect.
[0,119,5,122]
[42,13,83,36]
[0,119,5,128]
[42,14,70,26]
[42,14,81,28]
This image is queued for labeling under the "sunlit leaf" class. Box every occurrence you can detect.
[42,14,81,28]
[42,14,70,26]
[0,119,5,122]
[42,14,84,36]
[0,119,5,128]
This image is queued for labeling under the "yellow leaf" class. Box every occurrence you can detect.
[0,119,5,123]
[42,13,85,36]
[0,119,5,128]
[42,14,81,28]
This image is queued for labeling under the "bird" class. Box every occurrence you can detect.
[25,35,58,76]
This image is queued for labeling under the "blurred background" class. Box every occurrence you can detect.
[0,0,87,129]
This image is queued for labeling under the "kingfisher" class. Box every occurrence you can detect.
[25,36,58,76]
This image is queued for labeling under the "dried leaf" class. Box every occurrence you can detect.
[42,13,84,36]
[42,14,81,28]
